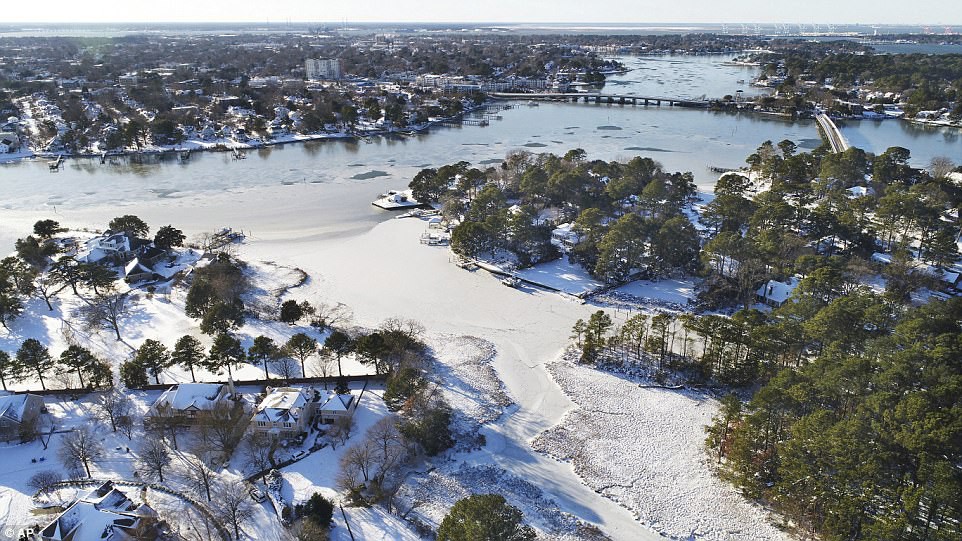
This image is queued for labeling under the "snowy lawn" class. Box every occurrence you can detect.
[532,356,791,541]
[514,257,604,296]
[613,278,697,306]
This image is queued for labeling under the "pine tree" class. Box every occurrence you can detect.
[172,335,205,382]
[207,333,245,378]
[135,339,173,385]
[59,345,99,389]
[248,335,279,380]
[16,339,55,390]
[437,494,535,541]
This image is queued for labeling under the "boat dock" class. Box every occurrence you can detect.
[372,190,424,210]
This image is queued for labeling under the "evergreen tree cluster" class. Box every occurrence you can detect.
[709,299,962,540]
[419,151,701,280]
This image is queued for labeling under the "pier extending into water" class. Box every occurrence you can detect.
[489,92,710,108]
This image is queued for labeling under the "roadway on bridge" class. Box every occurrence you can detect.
[815,112,851,153]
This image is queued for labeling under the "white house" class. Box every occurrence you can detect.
[756,277,800,308]
[0,131,20,153]
[550,223,582,253]
[251,387,322,438]
[82,232,137,264]
[146,383,233,426]
[39,481,160,541]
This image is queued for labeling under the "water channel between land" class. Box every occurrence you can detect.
[0,53,959,539]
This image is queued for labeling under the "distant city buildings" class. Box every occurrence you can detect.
[305,58,341,80]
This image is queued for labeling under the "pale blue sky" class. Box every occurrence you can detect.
[7,0,961,25]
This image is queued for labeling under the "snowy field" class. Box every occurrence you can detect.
[533,355,791,541]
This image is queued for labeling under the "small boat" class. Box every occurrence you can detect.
[501,276,521,288]
[527,100,540,107]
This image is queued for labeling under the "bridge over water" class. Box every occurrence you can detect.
[489,92,711,108]
[815,112,851,153]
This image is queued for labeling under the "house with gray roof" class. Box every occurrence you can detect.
[145,383,233,426]
[0,393,45,442]
[38,481,160,541]
[250,386,322,438]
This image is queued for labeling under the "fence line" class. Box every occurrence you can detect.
[11,373,386,396]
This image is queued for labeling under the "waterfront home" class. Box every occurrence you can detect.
[81,231,146,265]
[145,383,233,426]
[0,393,45,442]
[550,223,582,253]
[123,258,155,283]
[0,131,20,152]
[251,387,322,439]
[38,481,160,541]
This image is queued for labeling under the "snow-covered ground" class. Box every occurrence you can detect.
[514,257,604,296]
[533,355,791,541]
[0,181,790,540]
[613,278,697,306]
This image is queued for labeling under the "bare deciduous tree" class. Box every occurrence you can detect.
[76,292,130,341]
[180,453,217,502]
[311,301,353,329]
[96,388,133,433]
[58,426,104,478]
[137,433,172,482]
[337,418,409,504]
[328,415,354,450]
[28,470,62,499]
[116,414,135,440]
[196,401,246,461]
[311,353,335,385]
[366,417,409,494]
[172,501,221,541]
[271,355,300,380]
[213,478,255,541]
[243,431,275,474]
[338,444,373,492]
[930,156,955,179]
[379,317,425,340]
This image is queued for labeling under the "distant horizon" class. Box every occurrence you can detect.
[2,21,961,27]
[6,0,962,26]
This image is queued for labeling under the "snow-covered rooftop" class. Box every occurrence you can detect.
[40,481,153,541]
[152,383,227,412]
[253,387,312,423]
[756,277,800,305]
[0,393,38,423]
[319,390,354,412]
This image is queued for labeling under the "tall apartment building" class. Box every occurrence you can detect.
[305,58,342,80]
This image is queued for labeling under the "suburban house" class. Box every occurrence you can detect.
[251,387,323,438]
[756,277,800,308]
[0,131,20,153]
[81,231,146,265]
[317,391,357,424]
[123,258,156,283]
[0,393,45,442]
[38,481,161,541]
[145,383,233,426]
[550,223,582,253]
